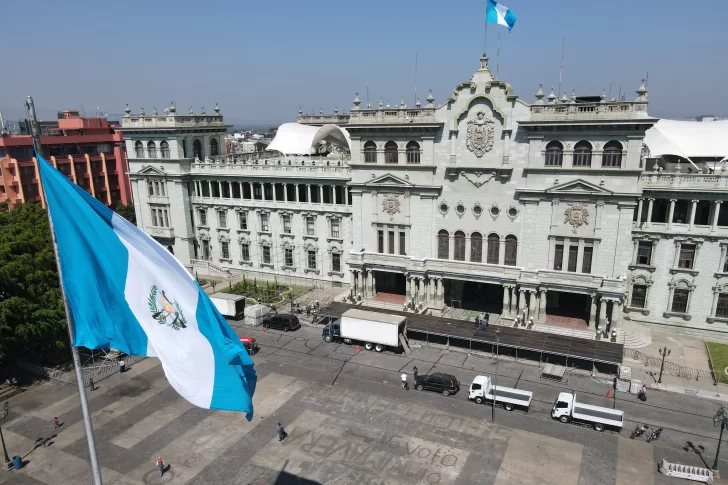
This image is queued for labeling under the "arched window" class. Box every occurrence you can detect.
[544,141,563,167]
[160,140,170,158]
[363,141,377,163]
[210,138,219,157]
[134,141,144,158]
[470,232,483,262]
[406,141,420,164]
[454,231,466,261]
[147,141,157,159]
[572,141,592,167]
[384,141,398,164]
[602,140,622,168]
[437,230,449,259]
[504,235,518,266]
[193,139,203,160]
[487,233,500,264]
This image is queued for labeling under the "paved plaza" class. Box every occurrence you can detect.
[2,325,728,484]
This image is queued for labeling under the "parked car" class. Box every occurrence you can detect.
[414,373,460,396]
[262,314,301,332]
[239,337,259,355]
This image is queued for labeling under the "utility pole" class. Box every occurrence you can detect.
[492,328,500,423]
[714,405,728,479]
[24,96,45,158]
[657,346,671,384]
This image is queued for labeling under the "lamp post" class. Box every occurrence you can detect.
[492,328,500,423]
[0,402,11,468]
[658,346,671,384]
[713,405,728,478]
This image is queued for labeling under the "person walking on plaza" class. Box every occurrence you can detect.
[474,315,480,329]
[277,422,287,442]
[89,378,95,392]
[401,372,409,390]
[54,417,60,429]
[119,359,126,373]
[413,366,418,381]
[156,456,164,477]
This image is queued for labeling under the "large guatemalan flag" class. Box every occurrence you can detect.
[486,0,517,32]
[37,154,256,419]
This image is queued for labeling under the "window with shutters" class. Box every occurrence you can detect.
[567,245,578,272]
[671,288,689,313]
[307,250,317,269]
[283,215,292,234]
[437,230,449,259]
[470,232,482,262]
[332,253,341,272]
[238,212,248,230]
[221,242,230,259]
[262,246,271,264]
[285,248,293,267]
[240,243,250,261]
[486,234,499,264]
[631,285,647,308]
[582,246,593,273]
[504,235,518,266]
[306,217,315,236]
[378,230,384,253]
[218,210,227,228]
[717,294,728,318]
[454,231,466,261]
[554,244,564,271]
[636,241,653,265]
[678,244,696,269]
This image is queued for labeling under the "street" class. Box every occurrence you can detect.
[2,323,726,484]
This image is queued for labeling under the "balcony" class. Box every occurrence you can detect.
[296,114,351,125]
[528,101,650,121]
[149,227,174,238]
[121,114,229,129]
[347,107,439,125]
[639,172,728,190]
[191,157,351,180]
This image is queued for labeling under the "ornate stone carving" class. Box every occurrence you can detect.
[461,171,497,188]
[564,202,590,233]
[507,204,519,221]
[466,110,495,157]
[381,194,401,220]
[489,202,501,221]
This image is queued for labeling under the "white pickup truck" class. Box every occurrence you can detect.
[551,392,624,432]
[468,375,533,411]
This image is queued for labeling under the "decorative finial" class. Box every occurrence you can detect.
[214,103,221,115]
[124,104,131,115]
[153,107,158,116]
[386,101,391,108]
[378,97,383,109]
[547,87,556,104]
[319,108,324,116]
[600,88,606,103]
[334,106,338,114]
[367,100,371,108]
[635,77,648,101]
[188,106,194,115]
[479,55,489,71]
[415,98,421,108]
[298,106,303,116]
[426,89,435,108]
[400,97,406,108]
[200,106,206,115]
[535,84,545,104]
[570,89,577,104]
[168,101,176,113]
[352,92,361,110]
[560,92,568,103]
[139,107,145,116]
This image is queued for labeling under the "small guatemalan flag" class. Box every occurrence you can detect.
[37,153,257,419]
[486,0,517,32]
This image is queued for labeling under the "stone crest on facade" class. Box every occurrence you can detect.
[564,203,589,233]
[466,110,495,157]
[381,194,401,220]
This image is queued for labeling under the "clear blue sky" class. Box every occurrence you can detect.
[2,0,727,126]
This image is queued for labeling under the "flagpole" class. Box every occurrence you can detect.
[26,96,104,485]
[496,30,501,79]
[484,19,489,57]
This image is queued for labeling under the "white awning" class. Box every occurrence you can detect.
[644,119,728,160]
[267,123,351,155]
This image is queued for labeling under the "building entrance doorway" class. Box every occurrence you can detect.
[545,291,590,327]
[374,271,406,295]
[445,280,503,313]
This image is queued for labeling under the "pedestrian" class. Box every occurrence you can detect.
[528,317,534,328]
[413,366,418,380]
[54,417,60,429]
[89,378,95,392]
[277,422,287,441]
[401,372,408,390]
[306,305,311,317]
[474,315,480,329]
[638,384,647,402]
[119,360,126,373]
[156,456,164,477]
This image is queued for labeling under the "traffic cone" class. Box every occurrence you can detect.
[261,327,265,333]
[471,365,475,371]
[606,389,612,398]
[356,345,360,353]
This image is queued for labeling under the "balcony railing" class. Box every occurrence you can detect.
[122,115,227,128]
[639,173,728,189]
[530,101,650,121]
[191,156,351,179]
[347,107,438,124]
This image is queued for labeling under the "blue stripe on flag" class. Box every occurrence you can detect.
[504,8,517,31]
[38,154,149,355]
[486,0,499,23]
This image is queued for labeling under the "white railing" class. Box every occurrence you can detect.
[530,102,649,120]
[638,173,728,189]
[122,115,226,128]
[348,108,438,124]
[190,160,351,178]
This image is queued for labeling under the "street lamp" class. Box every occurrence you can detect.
[0,402,11,468]
[492,328,500,423]
[658,346,671,384]
[713,405,728,478]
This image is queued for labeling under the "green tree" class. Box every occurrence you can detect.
[114,204,137,225]
[0,203,67,364]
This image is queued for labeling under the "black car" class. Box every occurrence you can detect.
[262,314,301,332]
[414,373,460,396]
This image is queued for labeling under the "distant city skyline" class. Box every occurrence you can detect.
[2,0,727,126]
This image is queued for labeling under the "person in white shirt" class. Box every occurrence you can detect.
[401,373,408,390]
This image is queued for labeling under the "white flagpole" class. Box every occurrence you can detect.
[27,95,104,485]
[496,30,501,78]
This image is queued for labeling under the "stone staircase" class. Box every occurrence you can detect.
[617,320,652,349]
[532,323,595,340]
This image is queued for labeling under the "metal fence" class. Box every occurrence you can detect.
[623,348,715,382]
[16,353,147,387]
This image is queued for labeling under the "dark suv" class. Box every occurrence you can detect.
[262,314,301,332]
[414,373,460,396]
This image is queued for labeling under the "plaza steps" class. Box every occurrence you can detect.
[532,323,595,340]
[617,320,652,349]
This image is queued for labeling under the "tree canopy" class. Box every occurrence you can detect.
[0,202,67,364]
[114,203,137,225]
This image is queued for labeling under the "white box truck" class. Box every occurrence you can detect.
[209,292,246,320]
[468,375,533,411]
[551,392,624,432]
[322,309,406,352]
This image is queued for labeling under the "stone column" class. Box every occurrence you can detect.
[667,199,676,230]
[611,300,623,330]
[561,238,570,271]
[635,198,643,228]
[357,271,363,296]
[349,271,356,289]
[712,201,722,232]
[259,182,265,201]
[306,184,312,203]
[672,242,681,267]
[518,289,525,316]
[576,239,585,273]
[539,289,547,321]
[249,182,255,199]
[502,286,510,316]
[283,183,288,202]
[346,187,350,205]
[370,271,376,296]
[319,185,323,204]
[645,198,654,228]
[688,199,698,231]
[272,183,277,201]
[598,298,608,329]
[405,275,411,300]
[438,279,445,307]
[710,291,720,318]
[589,295,597,326]
[528,291,536,320]
[429,277,436,306]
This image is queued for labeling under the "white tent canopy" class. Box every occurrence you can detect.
[267,123,351,155]
[644,119,728,161]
